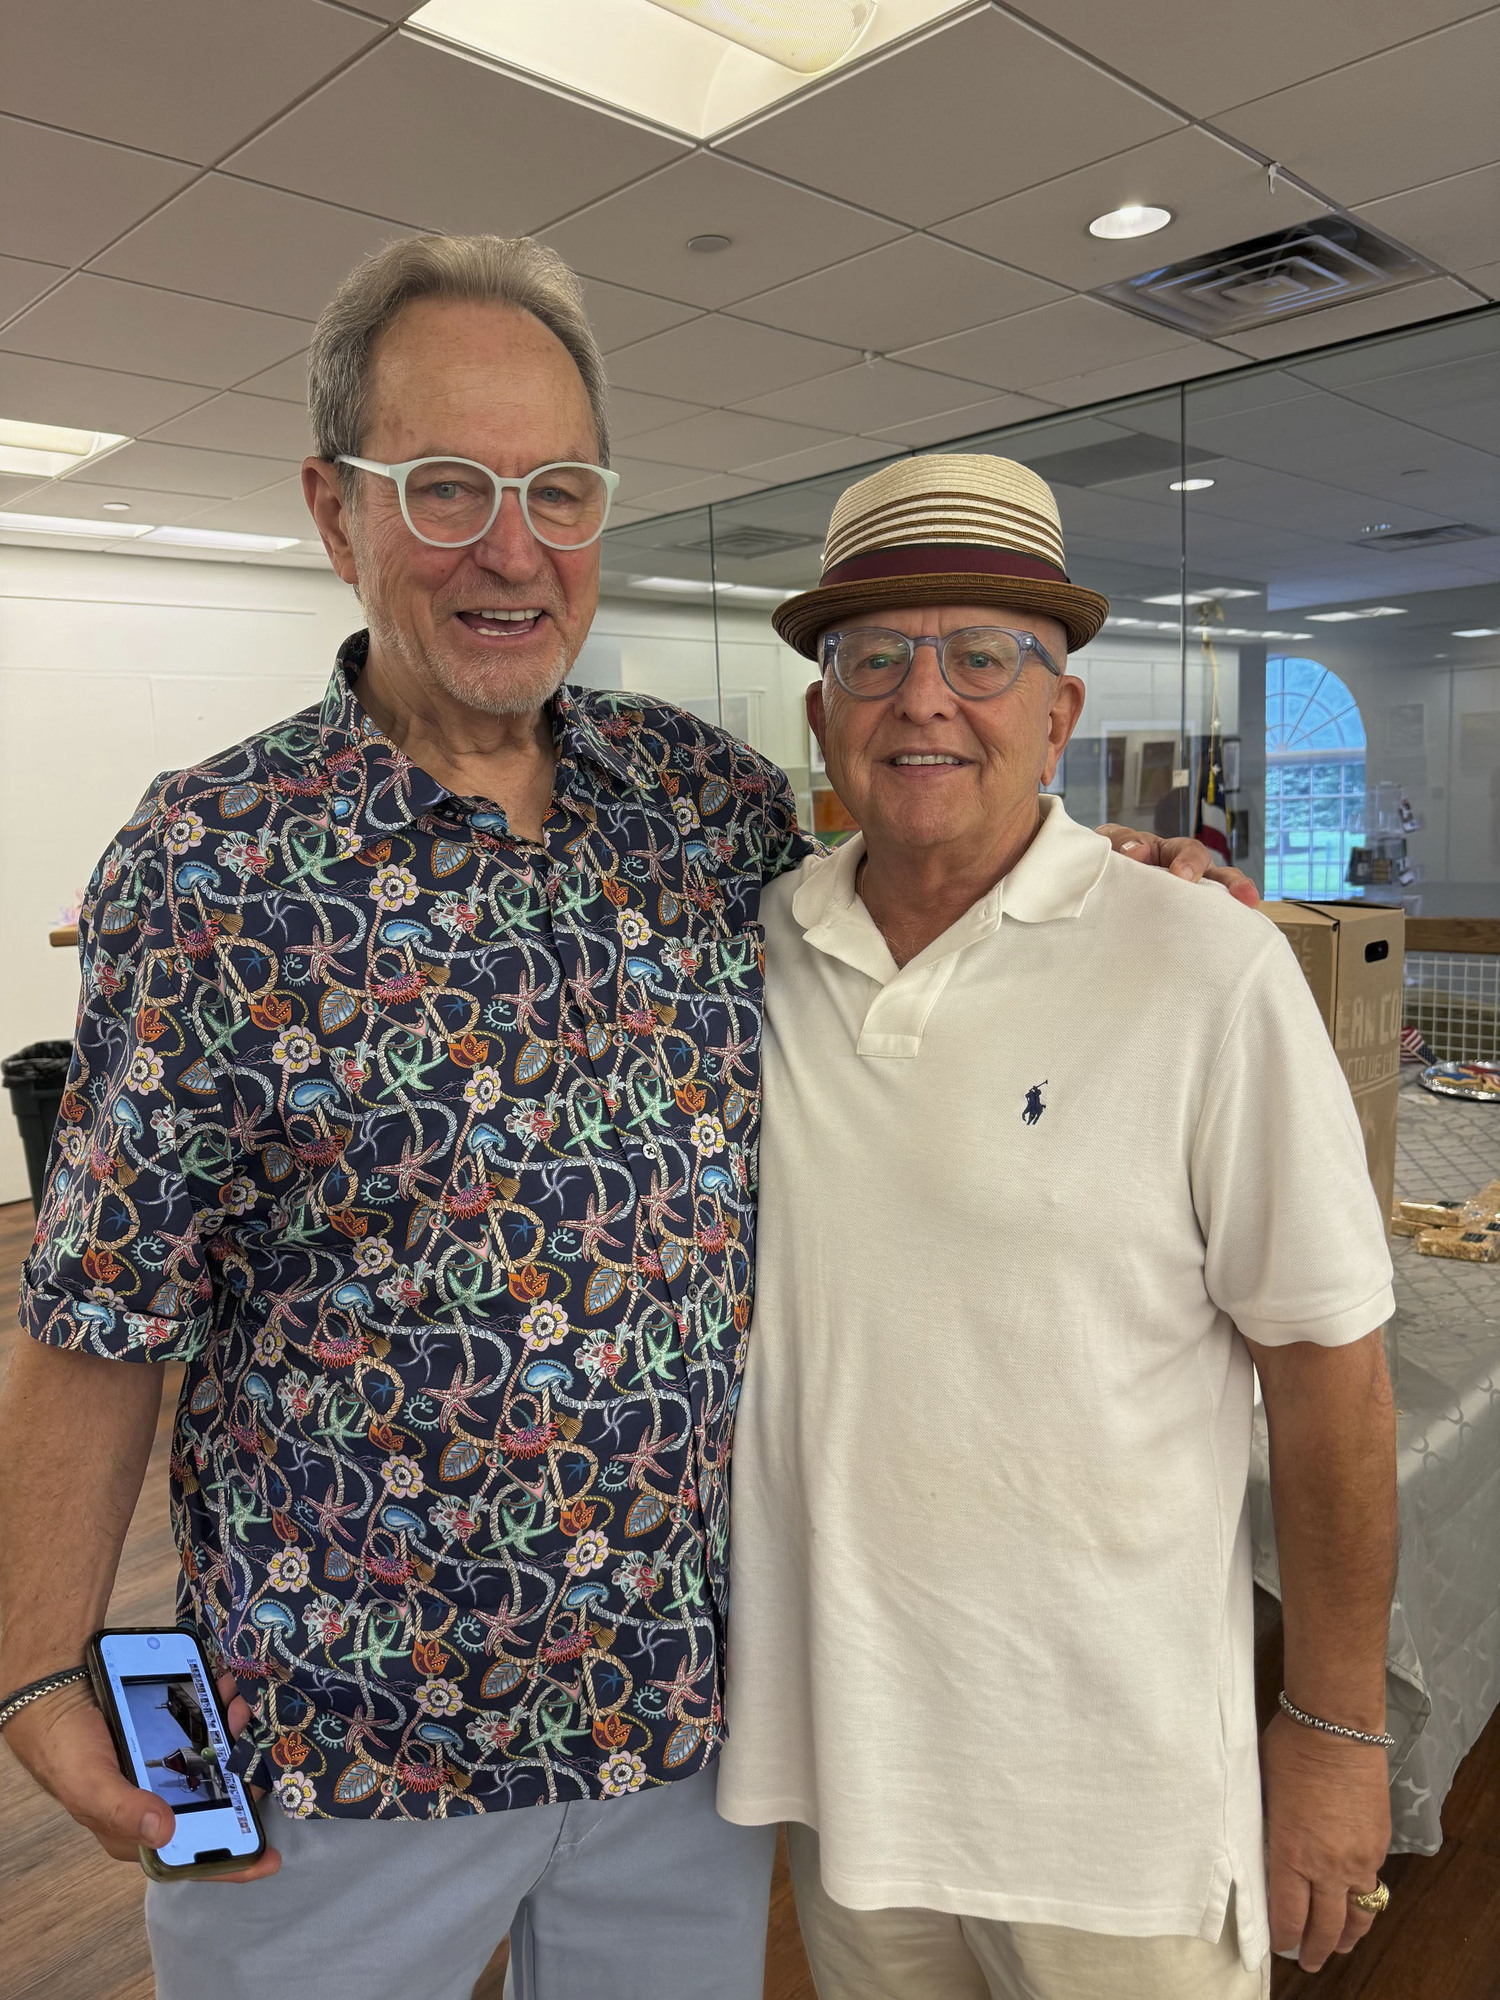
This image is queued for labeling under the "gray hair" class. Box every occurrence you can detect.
[307,234,611,479]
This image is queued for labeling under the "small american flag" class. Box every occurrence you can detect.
[1401,1025,1433,1065]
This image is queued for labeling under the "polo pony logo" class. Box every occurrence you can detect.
[1022,1080,1047,1126]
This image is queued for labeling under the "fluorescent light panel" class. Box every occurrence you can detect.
[1305,606,1407,622]
[1142,589,1258,604]
[1454,627,1500,637]
[0,417,129,478]
[0,510,153,538]
[407,0,966,139]
[142,526,299,552]
[629,574,793,602]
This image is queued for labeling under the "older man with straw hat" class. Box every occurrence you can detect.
[717,455,1400,1998]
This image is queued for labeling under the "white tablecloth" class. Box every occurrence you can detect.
[1250,1073,1500,1853]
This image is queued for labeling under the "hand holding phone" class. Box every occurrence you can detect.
[78,1627,278,1880]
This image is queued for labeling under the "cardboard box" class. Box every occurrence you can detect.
[1258,900,1406,1225]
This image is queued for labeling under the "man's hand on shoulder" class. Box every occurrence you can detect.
[1095,823,1259,907]
[1261,1710,1390,1971]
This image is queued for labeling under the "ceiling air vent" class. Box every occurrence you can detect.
[1095,219,1434,338]
[1354,522,1495,551]
[671,524,821,559]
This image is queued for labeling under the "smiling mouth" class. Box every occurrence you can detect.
[889,753,967,767]
[455,607,548,639]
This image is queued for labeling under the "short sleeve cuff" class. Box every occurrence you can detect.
[1235,1280,1396,1351]
[20,1269,212,1363]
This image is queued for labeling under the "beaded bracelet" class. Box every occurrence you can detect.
[1279,1690,1396,1751]
[0,1666,91,1733]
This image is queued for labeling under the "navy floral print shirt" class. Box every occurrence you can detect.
[23,633,806,1819]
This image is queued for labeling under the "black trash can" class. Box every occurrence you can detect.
[3,1040,73,1215]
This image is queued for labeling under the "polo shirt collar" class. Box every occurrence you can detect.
[295,631,649,842]
[792,795,1109,980]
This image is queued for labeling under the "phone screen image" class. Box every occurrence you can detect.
[95,1631,262,1869]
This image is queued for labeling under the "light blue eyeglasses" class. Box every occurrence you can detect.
[336,454,620,550]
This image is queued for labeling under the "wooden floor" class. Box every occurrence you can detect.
[2,1194,1494,1999]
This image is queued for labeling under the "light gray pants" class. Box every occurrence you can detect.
[146,1767,776,2000]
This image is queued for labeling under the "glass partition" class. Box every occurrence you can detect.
[596,302,1500,915]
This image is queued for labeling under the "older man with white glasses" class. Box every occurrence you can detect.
[2,238,1243,2000]
[717,456,1400,2000]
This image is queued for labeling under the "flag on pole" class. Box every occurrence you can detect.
[1193,599,1233,864]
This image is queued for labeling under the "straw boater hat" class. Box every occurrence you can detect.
[772,453,1108,659]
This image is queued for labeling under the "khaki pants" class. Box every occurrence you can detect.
[788,1826,1270,2000]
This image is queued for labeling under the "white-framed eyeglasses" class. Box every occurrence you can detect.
[335,454,620,550]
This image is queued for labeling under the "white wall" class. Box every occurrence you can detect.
[0,545,360,1201]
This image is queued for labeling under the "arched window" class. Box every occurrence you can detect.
[1264,657,1366,899]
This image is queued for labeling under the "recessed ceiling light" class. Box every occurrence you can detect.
[1168,477,1215,492]
[1306,606,1408,622]
[1143,588,1257,605]
[1089,203,1172,241]
[0,509,152,537]
[100,500,132,511]
[0,417,131,479]
[408,0,961,141]
[141,527,300,552]
[1454,627,1500,637]
[686,233,731,253]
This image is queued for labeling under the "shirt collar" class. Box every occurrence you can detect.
[792,795,1110,978]
[299,631,652,841]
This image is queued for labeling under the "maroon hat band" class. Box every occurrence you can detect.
[819,543,1069,589]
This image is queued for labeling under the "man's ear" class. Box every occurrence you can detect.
[805,677,829,759]
[302,459,359,588]
[1041,672,1085,786]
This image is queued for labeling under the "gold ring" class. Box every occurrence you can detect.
[1349,1881,1389,1916]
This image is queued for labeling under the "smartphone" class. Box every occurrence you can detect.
[86,1626,266,1879]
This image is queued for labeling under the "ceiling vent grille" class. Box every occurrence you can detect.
[670,524,821,559]
[1354,522,1495,551]
[1095,219,1434,338]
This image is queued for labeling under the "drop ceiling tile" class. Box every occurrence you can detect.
[719,10,1179,228]
[225,34,685,236]
[0,353,211,433]
[611,454,712,504]
[0,478,223,527]
[736,357,1000,432]
[863,390,1061,449]
[1353,163,1500,278]
[0,477,45,506]
[629,471,767,515]
[607,315,854,404]
[1462,261,1500,299]
[729,234,1064,352]
[0,257,66,322]
[1027,342,1244,410]
[1012,0,1489,120]
[935,128,1327,291]
[232,353,309,402]
[0,0,383,165]
[92,176,409,320]
[172,478,316,537]
[625,409,843,473]
[897,295,1196,391]
[143,393,316,458]
[68,440,302,498]
[732,434,892,486]
[543,152,901,311]
[1216,278,1479,360]
[1218,13,1500,208]
[0,275,312,389]
[0,118,197,269]
[606,387,711,442]
[583,279,701,354]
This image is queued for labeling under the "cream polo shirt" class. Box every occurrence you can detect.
[716,797,1395,1970]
